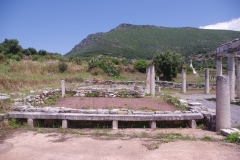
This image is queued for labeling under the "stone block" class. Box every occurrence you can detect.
[97,109,110,114]
[164,111,172,114]
[62,119,68,129]
[117,110,128,114]
[182,111,191,114]
[188,102,201,106]
[112,120,118,129]
[173,110,182,114]
[177,99,188,106]
[80,109,97,114]
[110,109,119,114]
[27,118,35,127]
[188,120,196,128]
[220,129,236,136]
[154,111,164,114]
[149,121,156,129]
[132,111,154,115]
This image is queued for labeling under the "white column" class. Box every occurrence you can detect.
[237,58,240,99]
[146,66,150,94]
[228,56,235,101]
[216,76,231,131]
[61,80,65,98]
[150,65,155,96]
[205,68,209,94]
[182,66,186,93]
[216,57,222,76]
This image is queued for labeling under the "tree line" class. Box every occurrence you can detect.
[0,38,63,61]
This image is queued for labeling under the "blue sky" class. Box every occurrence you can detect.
[0,0,239,55]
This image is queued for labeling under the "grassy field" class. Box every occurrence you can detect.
[0,59,218,93]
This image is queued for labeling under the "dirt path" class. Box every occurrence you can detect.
[0,128,239,160]
[55,97,175,111]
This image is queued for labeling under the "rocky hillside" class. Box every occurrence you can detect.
[65,23,240,59]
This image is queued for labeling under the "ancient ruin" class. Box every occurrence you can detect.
[216,38,240,100]
[215,38,240,131]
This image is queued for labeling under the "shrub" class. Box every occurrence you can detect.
[90,67,104,75]
[58,61,68,73]
[88,55,120,77]
[225,132,240,143]
[134,59,149,73]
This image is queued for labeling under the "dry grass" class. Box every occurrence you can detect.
[8,60,88,75]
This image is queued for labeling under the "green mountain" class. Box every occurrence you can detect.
[65,23,240,59]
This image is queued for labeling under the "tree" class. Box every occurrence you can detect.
[134,59,149,73]
[153,51,183,80]
[28,47,38,55]
[1,39,23,55]
[38,49,47,56]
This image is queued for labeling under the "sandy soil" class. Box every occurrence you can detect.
[0,128,239,160]
[55,97,175,111]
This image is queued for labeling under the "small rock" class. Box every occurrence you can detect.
[174,110,182,114]
[188,102,201,106]
[155,111,164,114]
[164,111,172,114]
[110,109,119,114]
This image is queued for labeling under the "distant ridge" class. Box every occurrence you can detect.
[65,23,240,59]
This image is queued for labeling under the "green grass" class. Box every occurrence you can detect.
[225,132,240,143]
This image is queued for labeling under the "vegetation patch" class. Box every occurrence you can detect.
[225,132,240,144]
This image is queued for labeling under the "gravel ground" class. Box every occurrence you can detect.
[175,93,240,127]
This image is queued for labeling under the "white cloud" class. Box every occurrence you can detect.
[199,18,240,31]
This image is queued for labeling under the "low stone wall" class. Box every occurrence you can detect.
[13,88,145,106]
[156,81,216,89]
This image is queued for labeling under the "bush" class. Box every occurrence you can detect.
[225,132,240,143]
[90,67,104,76]
[134,59,149,73]
[88,55,120,77]
[58,61,68,73]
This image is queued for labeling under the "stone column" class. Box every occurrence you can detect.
[205,68,209,94]
[216,57,222,76]
[27,118,35,127]
[62,119,68,129]
[61,80,65,98]
[228,56,235,101]
[112,120,118,129]
[181,66,186,93]
[188,120,196,129]
[149,121,156,129]
[156,77,159,82]
[146,66,150,94]
[237,58,240,99]
[216,76,231,131]
[150,65,155,96]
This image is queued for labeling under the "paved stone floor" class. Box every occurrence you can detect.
[175,93,240,127]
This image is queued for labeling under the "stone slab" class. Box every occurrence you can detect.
[188,102,202,106]
[220,128,240,136]
[8,112,204,121]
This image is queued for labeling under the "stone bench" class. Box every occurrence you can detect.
[8,112,203,129]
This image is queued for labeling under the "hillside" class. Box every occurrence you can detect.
[65,23,240,59]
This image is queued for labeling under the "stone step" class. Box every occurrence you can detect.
[220,128,240,136]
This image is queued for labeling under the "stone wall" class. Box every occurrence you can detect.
[156,81,216,89]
